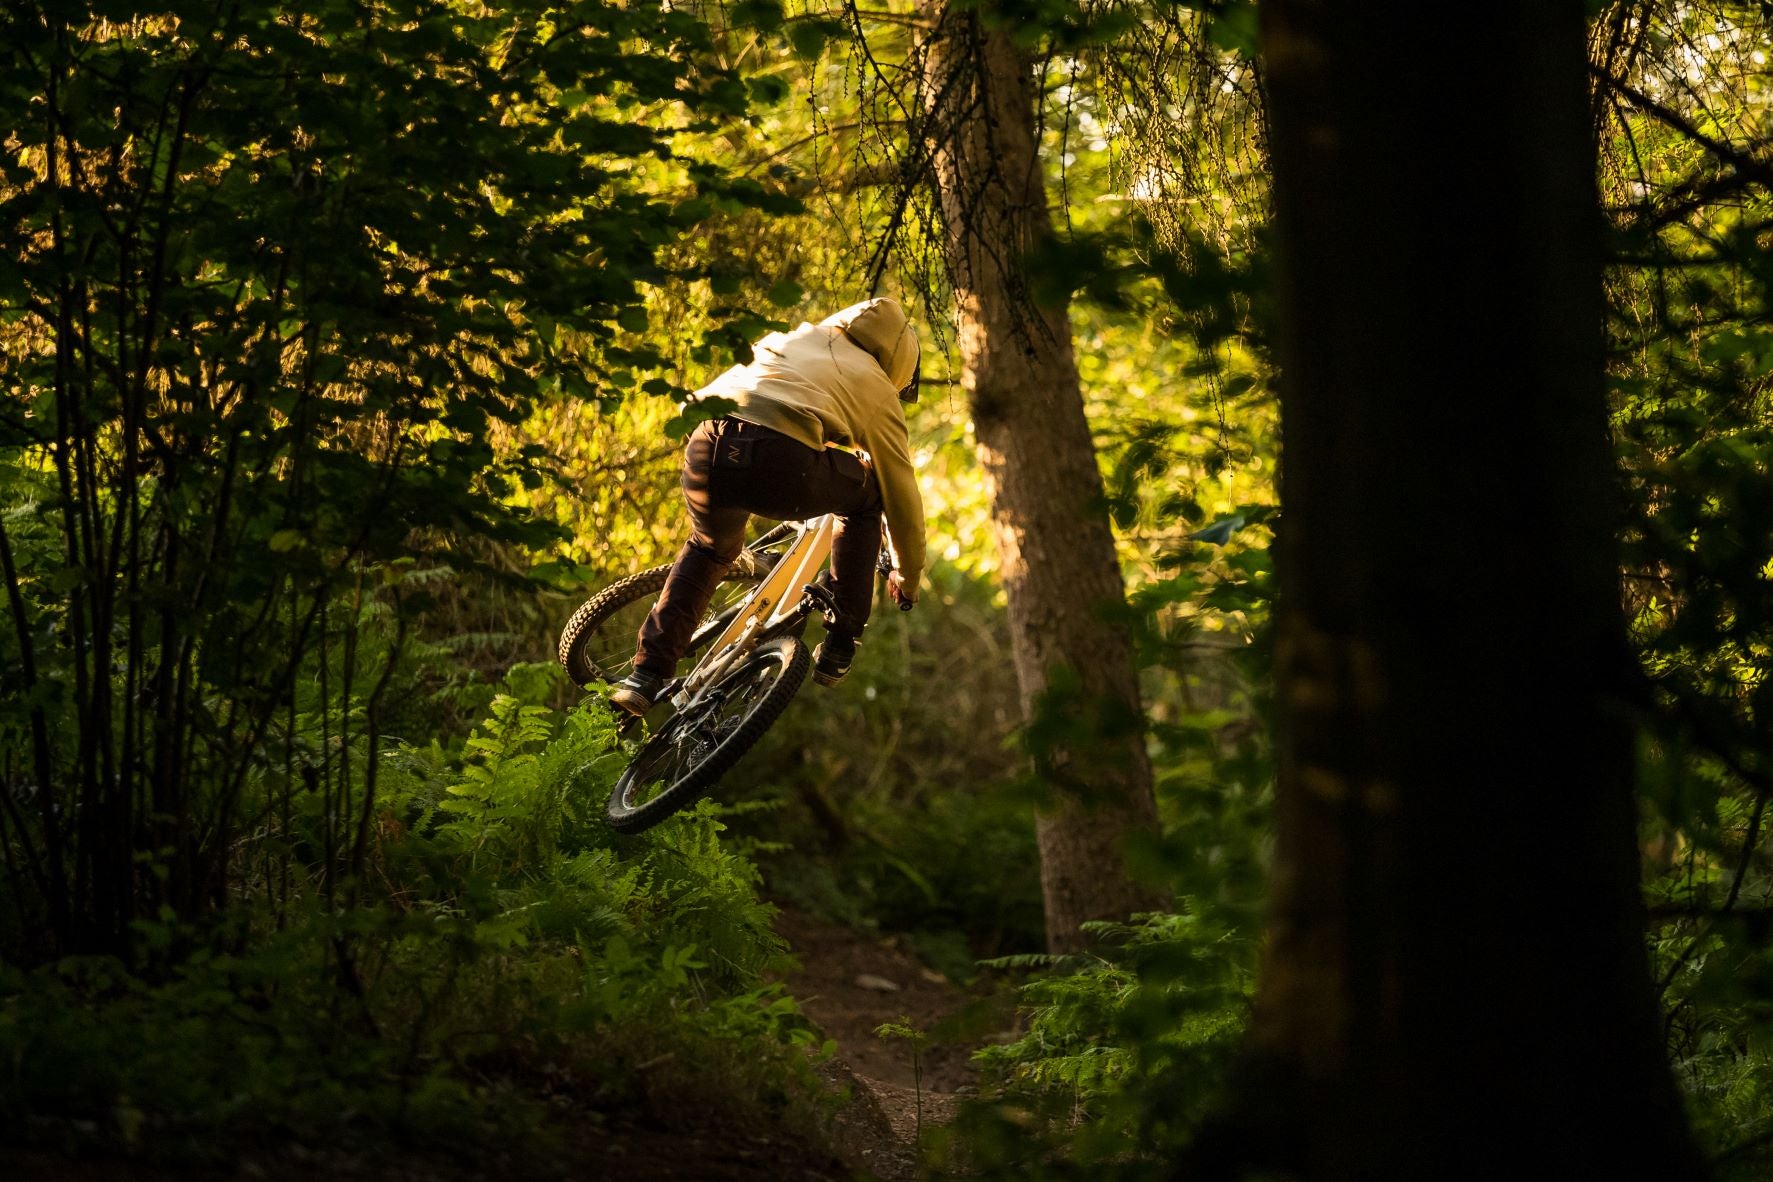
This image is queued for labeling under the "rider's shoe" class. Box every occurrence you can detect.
[812,632,858,688]
[608,668,667,716]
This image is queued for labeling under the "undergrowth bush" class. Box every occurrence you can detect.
[935,907,1252,1179]
[726,569,1046,972]
[914,524,1272,1178]
[0,686,826,1168]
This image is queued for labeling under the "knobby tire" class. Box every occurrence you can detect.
[605,636,809,834]
[557,565,672,686]
[556,523,792,687]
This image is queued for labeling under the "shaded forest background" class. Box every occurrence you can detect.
[0,0,1769,1177]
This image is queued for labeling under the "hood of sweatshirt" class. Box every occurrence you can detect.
[819,297,918,391]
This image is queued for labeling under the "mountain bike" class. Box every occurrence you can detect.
[558,516,909,834]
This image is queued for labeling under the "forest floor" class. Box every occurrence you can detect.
[0,907,1010,1182]
[771,906,1013,1181]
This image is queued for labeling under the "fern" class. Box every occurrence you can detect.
[969,905,1256,1170]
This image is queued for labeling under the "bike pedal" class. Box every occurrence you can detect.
[801,582,845,630]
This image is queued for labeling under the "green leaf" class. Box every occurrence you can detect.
[1206,3,1258,58]
[788,18,843,59]
[765,279,803,308]
[664,395,739,440]
[47,565,88,592]
[731,0,785,31]
[749,75,789,105]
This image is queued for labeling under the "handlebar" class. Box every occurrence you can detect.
[877,546,914,611]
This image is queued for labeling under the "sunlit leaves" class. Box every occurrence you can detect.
[0,0,807,955]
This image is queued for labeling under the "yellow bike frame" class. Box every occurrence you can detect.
[672,515,835,705]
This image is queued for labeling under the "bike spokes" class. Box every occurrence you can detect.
[621,677,760,809]
[608,638,808,829]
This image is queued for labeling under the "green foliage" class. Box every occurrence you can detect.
[720,568,1046,968]
[0,0,800,960]
[0,691,820,1163]
[1589,7,1773,1170]
[5,0,1771,1174]
[930,517,1270,1176]
[939,909,1252,1179]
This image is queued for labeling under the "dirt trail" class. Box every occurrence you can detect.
[772,908,1006,1181]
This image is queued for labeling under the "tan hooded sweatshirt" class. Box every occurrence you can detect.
[694,298,927,586]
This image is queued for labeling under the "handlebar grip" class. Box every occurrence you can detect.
[880,545,913,609]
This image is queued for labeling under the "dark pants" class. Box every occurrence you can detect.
[634,418,884,676]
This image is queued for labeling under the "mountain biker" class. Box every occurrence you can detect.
[608,296,928,715]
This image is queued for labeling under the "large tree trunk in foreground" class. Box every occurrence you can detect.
[1200,1,1704,1175]
[921,5,1163,953]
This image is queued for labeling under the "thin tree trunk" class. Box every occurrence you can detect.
[1192,1,1704,1174]
[920,4,1163,953]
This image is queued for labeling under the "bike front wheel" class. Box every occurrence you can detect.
[606,635,809,834]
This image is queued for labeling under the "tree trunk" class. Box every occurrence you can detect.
[920,5,1164,953]
[1200,0,1705,1174]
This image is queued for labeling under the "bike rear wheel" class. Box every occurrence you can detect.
[557,524,794,687]
[606,635,809,833]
